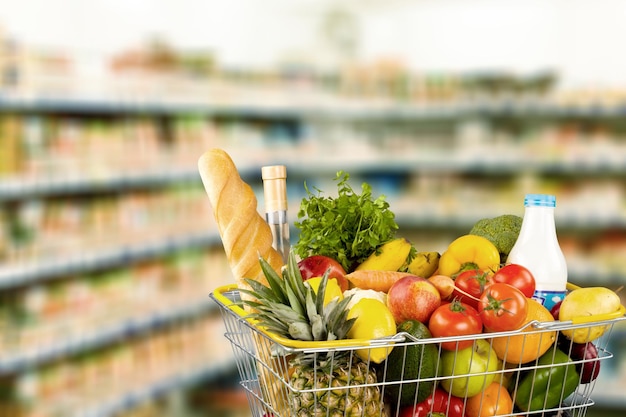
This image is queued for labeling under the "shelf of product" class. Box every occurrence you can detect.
[2,95,626,189]
[0,224,219,289]
[0,297,215,375]
[0,247,232,372]
[0,113,216,182]
[0,171,201,203]
[0,184,215,283]
[88,359,238,417]
[0,310,233,417]
[3,77,626,118]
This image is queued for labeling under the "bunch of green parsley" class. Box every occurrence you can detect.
[293,171,401,272]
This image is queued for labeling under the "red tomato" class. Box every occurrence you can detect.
[492,264,536,298]
[429,300,483,350]
[452,269,495,308]
[478,283,528,332]
[399,388,464,417]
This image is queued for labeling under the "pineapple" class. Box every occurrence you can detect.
[241,252,385,417]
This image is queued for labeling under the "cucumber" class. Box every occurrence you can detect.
[380,320,438,407]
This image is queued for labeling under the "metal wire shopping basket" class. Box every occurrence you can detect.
[210,283,626,417]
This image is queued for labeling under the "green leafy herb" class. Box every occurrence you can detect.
[294,171,399,272]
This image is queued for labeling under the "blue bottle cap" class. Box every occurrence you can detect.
[524,194,556,208]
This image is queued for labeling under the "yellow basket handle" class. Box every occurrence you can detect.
[212,283,248,317]
[211,284,399,350]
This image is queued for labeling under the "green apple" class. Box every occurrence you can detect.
[439,339,501,398]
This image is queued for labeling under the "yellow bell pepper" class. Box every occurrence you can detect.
[438,235,500,277]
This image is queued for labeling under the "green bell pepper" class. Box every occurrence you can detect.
[515,348,580,412]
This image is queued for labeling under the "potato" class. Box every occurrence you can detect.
[559,287,622,343]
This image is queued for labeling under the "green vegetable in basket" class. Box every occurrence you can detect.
[294,171,405,272]
[381,320,438,407]
[514,348,580,412]
[469,214,522,263]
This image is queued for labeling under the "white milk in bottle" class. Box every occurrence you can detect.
[507,194,567,311]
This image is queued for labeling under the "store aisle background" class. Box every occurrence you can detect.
[0,1,625,416]
[3,0,626,87]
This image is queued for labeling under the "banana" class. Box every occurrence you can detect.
[407,251,441,278]
[356,238,412,271]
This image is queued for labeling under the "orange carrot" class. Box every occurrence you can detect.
[345,270,415,293]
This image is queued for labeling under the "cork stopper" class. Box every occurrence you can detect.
[262,165,287,212]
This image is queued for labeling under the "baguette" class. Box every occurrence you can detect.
[198,149,284,289]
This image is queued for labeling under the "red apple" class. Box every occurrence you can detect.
[387,275,441,324]
[298,255,349,292]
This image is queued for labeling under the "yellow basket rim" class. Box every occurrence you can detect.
[212,283,382,350]
[212,283,626,349]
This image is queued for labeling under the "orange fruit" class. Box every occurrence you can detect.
[465,382,513,417]
[490,298,556,364]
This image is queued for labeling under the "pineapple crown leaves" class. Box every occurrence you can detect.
[239,251,356,342]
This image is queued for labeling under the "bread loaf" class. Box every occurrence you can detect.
[198,149,284,288]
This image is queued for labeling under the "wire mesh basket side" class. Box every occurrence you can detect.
[216,291,292,416]
[211,288,624,417]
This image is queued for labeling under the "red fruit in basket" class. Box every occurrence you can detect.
[478,283,528,332]
[298,255,349,292]
[492,263,536,298]
[387,275,441,324]
[399,387,464,417]
[428,300,483,351]
[451,269,494,309]
[549,300,562,321]
[559,336,601,383]
[574,342,601,383]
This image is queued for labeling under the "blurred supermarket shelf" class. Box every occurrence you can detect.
[3,89,626,120]
[0,169,202,202]
[0,298,216,375]
[3,156,626,203]
[0,307,230,416]
[0,231,221,289]
[0,211,626,289]
[2,222,625,290]
[0,94,310,119]
[74,359,237,417]
[394,211,626,232]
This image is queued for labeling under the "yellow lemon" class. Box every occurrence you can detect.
[347,298,396,364]
[306,277,344,305]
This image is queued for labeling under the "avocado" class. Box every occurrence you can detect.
[380,320,438,407]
